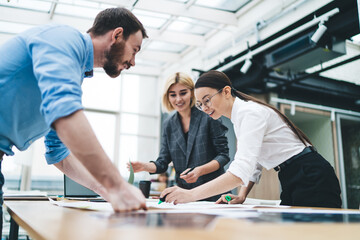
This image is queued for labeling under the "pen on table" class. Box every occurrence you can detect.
[158,193,169,204]
[225,195,232,203]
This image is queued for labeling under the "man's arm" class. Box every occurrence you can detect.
[54,153,108,199]
[53,109,146,211]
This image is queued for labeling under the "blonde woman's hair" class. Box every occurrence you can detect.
[162,72,195,112]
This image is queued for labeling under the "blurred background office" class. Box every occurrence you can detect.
[0,0,359,210]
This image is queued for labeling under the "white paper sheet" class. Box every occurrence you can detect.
[49,198,359,217]
[147,198,286,210]
[49,198,287,213]
[49,198,113,212]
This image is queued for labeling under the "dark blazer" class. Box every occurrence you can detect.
[152,107,230,198]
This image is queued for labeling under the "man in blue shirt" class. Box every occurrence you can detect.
[0,7,148,229]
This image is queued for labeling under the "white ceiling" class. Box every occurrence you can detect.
[1,0,359,86]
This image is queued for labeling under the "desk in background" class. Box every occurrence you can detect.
[4,200,360,240]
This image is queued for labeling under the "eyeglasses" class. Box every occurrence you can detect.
[195,88,223,111]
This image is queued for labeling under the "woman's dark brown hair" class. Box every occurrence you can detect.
[195,70,312,146]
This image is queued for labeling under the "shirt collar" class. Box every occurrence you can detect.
[83,33,94,78]
[231,97,245,125]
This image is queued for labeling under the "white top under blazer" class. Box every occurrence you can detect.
[227,97,308,186]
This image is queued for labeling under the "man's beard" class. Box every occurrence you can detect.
[103,40,126,78]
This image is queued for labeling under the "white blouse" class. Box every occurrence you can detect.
[227,97,307,186]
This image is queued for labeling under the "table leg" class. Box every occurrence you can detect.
[9,217,19,240]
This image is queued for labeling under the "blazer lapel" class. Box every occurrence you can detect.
[185,108,202,163]
[173,112,187,156]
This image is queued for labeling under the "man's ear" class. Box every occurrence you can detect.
[112,27,124,43]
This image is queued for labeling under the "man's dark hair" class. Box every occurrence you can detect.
[87,7,148,40]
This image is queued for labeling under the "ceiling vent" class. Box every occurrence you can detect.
[265,31,346,73]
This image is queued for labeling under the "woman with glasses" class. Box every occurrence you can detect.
[128,72,230,201]
[160,70,341,208]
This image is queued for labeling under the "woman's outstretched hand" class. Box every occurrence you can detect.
[160,186,195,204]
[215,193,246,204]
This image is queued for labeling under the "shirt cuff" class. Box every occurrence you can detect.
[45,148,70,165]
[43,99,83,128]
[149,161,160,174]
[214,155,230,168]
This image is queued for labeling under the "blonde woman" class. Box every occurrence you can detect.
[128,72,230,201]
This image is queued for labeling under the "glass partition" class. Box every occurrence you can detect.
[336,114,360,209]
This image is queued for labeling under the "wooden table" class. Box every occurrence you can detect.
[5,200,360,240]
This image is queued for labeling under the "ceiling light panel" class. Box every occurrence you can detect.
[147,40,188,53]
[195,0,250,12]
[0,0,51,12]
[55,0,116,19]
[132,9,171,29]
[167,16,216,35]
[0,21,34,34]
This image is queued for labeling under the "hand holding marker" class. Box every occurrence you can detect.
[158,168,195,204]
[158,193,169,204]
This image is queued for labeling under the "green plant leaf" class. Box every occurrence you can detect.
[128,159,134,184]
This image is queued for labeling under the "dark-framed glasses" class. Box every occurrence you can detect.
[195,88,223,111]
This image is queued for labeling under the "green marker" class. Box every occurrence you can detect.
[158,194,169,204]
[225,195,232,202]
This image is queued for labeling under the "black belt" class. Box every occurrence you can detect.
[274,146,316,172]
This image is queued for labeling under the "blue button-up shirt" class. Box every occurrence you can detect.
[0,24,94,164]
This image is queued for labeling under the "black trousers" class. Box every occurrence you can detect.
[278,151,342,208]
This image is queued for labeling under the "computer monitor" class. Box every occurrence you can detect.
[64,175,99,198]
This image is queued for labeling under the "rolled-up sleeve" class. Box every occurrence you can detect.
[209,118,230,168]
[44,129,70,164]
[29,26,85,128]
[249,162,263,183]
[227,107,268,186]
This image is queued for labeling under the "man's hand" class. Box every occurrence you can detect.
[105,181,147,212]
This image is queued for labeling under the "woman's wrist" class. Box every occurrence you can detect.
[195,166,203,176]
[189,188,198,201]
[145,162,157,173]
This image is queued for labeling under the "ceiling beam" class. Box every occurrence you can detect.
[135,0,238,26]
